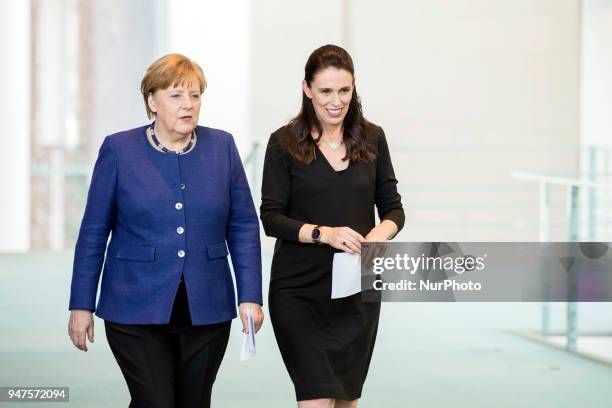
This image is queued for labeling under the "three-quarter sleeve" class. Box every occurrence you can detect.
[225,134,263,305]
[375,128,405,232]
[69,137,118,311]
[260,133,305,241]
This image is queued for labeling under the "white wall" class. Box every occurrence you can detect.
[580,0,612,242]
[0,0,30,252]
[581,0,612,148]
[168,0,252,154]
[347,0,581,241]
[91,0,161,153]
[248,0,345,147]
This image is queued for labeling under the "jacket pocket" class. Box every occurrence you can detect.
[207,241,229,259]
[116,246,156,261]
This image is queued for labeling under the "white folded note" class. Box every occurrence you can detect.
[331,252,362,299]
[239,306,256,361]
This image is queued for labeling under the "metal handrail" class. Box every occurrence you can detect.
[512,169,612,351]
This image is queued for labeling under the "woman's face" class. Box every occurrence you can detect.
[303,67,354,130]
[148,80,201,136]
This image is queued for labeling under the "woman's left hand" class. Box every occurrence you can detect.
[364,220,398,242]
[363,221,398,266]
[238,302,264,334]
[364,228,389,242]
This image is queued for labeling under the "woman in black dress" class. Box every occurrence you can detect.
[260,45,404,408]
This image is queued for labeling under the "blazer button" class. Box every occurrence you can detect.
[177,227,184,234]
[178,250,186,258]
[180,183,186,190]
[175,202,183,210]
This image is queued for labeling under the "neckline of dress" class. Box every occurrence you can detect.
[314,143,350,173]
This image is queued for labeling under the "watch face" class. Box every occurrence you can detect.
[312,228,321,240]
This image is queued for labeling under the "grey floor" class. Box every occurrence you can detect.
[1,252,612,407]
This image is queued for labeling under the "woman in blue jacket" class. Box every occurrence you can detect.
[67,53,263,408]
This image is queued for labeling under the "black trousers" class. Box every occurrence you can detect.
[104,285,231,408]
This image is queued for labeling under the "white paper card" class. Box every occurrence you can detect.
[331,252,362,299]
[239,307,256,361]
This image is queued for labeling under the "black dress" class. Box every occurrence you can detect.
[260,123,404,401]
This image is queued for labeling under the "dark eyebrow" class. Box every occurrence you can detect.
[317,86,352,92]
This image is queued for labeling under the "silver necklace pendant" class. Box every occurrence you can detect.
[323,140,343,150]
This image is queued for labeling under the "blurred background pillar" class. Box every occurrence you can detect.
[31,0,73,251]
[27,0,167,251]
[0,0,31,252]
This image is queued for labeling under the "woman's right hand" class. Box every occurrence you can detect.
[320,226,365,254]
[68,310,94,352]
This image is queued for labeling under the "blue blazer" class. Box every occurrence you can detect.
[69,125,262,325]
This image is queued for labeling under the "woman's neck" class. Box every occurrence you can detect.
[316,123,343,142]
[154,122,192,151]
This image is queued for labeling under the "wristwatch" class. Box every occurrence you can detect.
[311,225,322,243]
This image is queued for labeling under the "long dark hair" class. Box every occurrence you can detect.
[283,44,375,165]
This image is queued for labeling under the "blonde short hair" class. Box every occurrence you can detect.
[140,54,207,119]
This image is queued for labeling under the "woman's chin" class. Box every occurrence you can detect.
[175,124,195,135]
[321,117,345,127]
